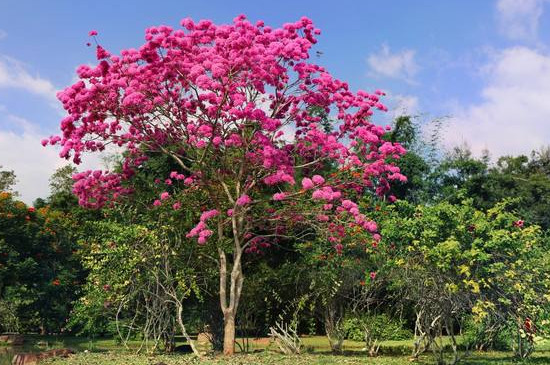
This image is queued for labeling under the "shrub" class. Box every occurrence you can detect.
[343,314,412,342]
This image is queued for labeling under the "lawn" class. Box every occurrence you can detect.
[3,335,549,365]
[41,350,550,365]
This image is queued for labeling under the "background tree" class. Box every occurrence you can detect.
[0,165,17,194]
[47,165,79,211]
[0,192,82,334]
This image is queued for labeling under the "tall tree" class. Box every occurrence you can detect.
[46,16,406,354]
[0,165,17,194]
[48,165,79,211]
[384,116,430,203]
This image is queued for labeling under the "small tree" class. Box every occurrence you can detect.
[46,16,406,354]
[0,165,17,194]
[381,199,550,364]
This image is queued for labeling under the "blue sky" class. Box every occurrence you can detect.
[1,0,550,203]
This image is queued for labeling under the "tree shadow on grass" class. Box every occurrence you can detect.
[461,355,550,365]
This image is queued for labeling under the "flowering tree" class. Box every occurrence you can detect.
[0,192,82,334]
[46,15,406,354]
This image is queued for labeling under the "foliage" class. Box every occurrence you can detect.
[462,316,512,351]
[0,192,83,333]
[343,314,412,342]
[432,146,550,230]
[0,165,17,194]
[47,165,80,211]
[68,219,202,353]
[378,198,550,363]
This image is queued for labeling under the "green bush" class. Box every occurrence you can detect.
[462,317,513,351]
[343,314,412,342]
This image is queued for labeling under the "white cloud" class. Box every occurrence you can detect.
[367,44,418,82]
[444,46,550,158]
[0,113,105,204]
[496,0,547,41]
[0,55,58,101]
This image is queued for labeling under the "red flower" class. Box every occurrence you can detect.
[524,317,535,334]
[28,207,35,213]
[514,220,524,228]
[52,279,61,286]
[370,271,377,280]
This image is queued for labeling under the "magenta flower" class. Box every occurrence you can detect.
[514,220,524,228]
[160,192,170,200]
[311,175,325,185]
[236,194,252,206]
[200,209,219,222]
[316,214,329,222]
[173,202,181,210]
[364,221,378,233]
[88,30,98,36]
[153,199,161,207]
[301,178,314,190]
[273,192,287,201]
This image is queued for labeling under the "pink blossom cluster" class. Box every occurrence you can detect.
[72,170,130,208]
[186,209,219,244]
[244,236,271,254]
[312,187,342,201]
[339,199,378,234]
[301,175,324,190]
[47,15,407,247]
[272,192,287,201]
[236,194,252,206]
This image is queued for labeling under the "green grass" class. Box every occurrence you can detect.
[3,335,550,365]
[41,350,550,365]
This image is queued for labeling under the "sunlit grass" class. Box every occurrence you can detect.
[6,335,550,365]
[42,350,550,365]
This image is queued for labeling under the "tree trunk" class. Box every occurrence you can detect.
[217,211,245,356]
[223,313,236,355]
[219,249,244,356]
[176,301,201,357]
